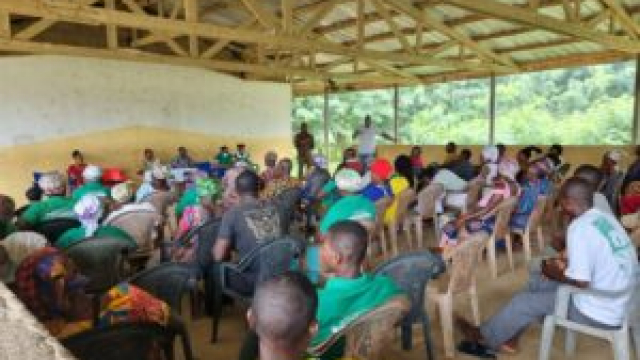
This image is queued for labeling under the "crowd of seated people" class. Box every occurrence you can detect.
[1,140,640,360]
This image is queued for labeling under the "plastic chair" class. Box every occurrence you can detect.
[539,278,640,360]
[64,236,133,294]
[427,233,489,358]
[141,191,177,219]
[271,187,302,235]
[382,188,416,257]
[210,237,303,343]
[374,251,445,360]
[62,322,176,360]
[34,218,80,244]
[308,296,411,360]
[129,263,195,360]
[374,197,392,259]
[511,195,548,263]
[484,197,518,279]
[407,183,445,250]
[104,209,163,266]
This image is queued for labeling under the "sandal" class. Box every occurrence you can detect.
[457,340,497,358]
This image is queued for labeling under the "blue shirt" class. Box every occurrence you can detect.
[360,183,392,202]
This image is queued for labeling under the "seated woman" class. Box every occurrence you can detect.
[14,247,169,339]
[0,232,47,286]
[56,195,136,250]
[172,178,221,263]
[439,162,520,254]
[510,161,551,229]
[383,155,415,224]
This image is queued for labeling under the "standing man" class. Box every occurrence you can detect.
[352,115,394,169]
[294,123,315,179]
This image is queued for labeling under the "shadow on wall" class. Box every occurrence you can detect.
[0,125,294,206]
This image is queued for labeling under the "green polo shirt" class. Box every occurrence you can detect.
[72,181,110,202]
[20,196,75,226]
[312,274,403,359]
[56,225,137,250]
[175,187,198,218]
[319,195,376,234]
[320,180,340,208]
[215,152,234,166]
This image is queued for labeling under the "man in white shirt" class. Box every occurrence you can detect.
[456,177,638,357]
[352,115,394,168]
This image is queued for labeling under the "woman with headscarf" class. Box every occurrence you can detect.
[56,195,136,250]
[14,247,169,339]
[18,172,75,229]
[0,232,47,285]
[172,178,221,264]
[71,165,110,202]
[439,161,520,254]
[383,155,415,224]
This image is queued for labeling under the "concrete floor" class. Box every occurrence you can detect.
[179,236,631,360]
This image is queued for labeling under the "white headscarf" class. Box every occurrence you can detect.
[482,145,499,163]
[38,171,65,195]
[74,195,103,237]
[83,165,102,182]
[111,182,132,204]
[0,232,47,283]
[498,161,519,181]
[335,168,368,193]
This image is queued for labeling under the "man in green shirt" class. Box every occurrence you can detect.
[72,165,110,202]
[19,172,75,229]
[214,146,234,168]
[312,220,404,359]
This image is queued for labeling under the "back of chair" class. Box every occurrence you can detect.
[104,210,162,252]
[142,191,176,217]
[65,236,132,293]
[492,197,518,240]
[34,218,80,244]
[62,323,174,360]
[374,251,444,325]
[129,263,192,313]
[272,187,302,234]
[239,238,303,284]
[556,163,571,179]
[525,195,548,233]
[394,188,416,225]
[447,233,488,295]
[374,198,392,232]
[417,183,444,220]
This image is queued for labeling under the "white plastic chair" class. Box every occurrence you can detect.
[539,277,640,360]
[381,188,416,257]
[511,195,548,264]
[484,197,518,279]
[405,183,445,249]
[427,233,488,358]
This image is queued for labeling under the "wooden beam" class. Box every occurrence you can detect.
[444,0,640,53]
[388,0,518,68]
[601,0,640,39]
[298,0,340,36]
[0,11,9,38]
[356,0,365,49]
[105,0,118,49]
[240,0,280,30]
[361,59,420,80]
[0,0,508,72]
[371,0,412,52]
[184,0,199,57]
[282,0,293,34]
[123,0,188,57]
[0,38,325,79]
[201,19,257,59]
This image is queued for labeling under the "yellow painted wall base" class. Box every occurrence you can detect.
[0,126,294,205]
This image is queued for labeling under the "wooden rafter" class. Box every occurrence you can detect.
[184,0,199,57]
[0,11,9,38]
[123,0,188,56]
[600,0,640,39]
[298,0,341,37]
[371,0,412,53]
[240,0,280,31]
[444,0,640,53]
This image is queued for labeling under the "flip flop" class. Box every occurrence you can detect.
[457,341,497,359]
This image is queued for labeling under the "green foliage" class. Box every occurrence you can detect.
[292,61,636,161]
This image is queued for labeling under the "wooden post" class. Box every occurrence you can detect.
[489,74,496,144]
[323,86,330,159]
[185,0,199,58]
[105,0,118,49]
[394,84,400,144]
[0,11,9,38]
[633,56,640,144]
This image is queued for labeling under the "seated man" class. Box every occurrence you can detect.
[447,148,476,181]
[57,194,137,250]
[313,220,403,360]
[214,145,234,169]
[18,172,75,229]
[456,177,638,357]
[248,272,318,360]
[72,165,110,202]
[171,146,195,169]
[214,170,283,295]
[261,158,300,200]
[260,151,279,183]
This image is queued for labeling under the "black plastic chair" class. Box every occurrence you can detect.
[65,236,134,294]
[271,187,302,235]
[129,263,195,360]
[373,251,445,360]
[62,322,176,360]
[210,237,304,343]
[34,218,80,244]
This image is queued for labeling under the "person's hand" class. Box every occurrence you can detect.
[541,259,565,282]
[551,233,566,252]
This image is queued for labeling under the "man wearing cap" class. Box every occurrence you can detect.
[72,165,110,202]
[294,123,315,178]
[19,172,75,229]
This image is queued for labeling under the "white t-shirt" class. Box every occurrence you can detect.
[357,126,377,155]
[433,169,467,192]
[565,208,638,326]
[593,192,614,215]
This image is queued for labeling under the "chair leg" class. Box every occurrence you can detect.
[632,326,640,360]
[421,313,435,360]
[470,284,480,326]
[612,331,631,360]
[415,218,423,249]
[539,316,556,360]
[487,235,498,279]
[380,227,388,259]
[565,329,576,356]
[391,224,399,257]
[400,323,412,350]
[505,233,515,272]
[439,298,455,358]
[210,266,223,343]
[537,226,545,253]
[523,230,532,263]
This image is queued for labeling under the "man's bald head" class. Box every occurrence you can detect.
[560,177,595,214]
[327,220,369,268]
[573,164,603,190]
[251,272,317,350]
